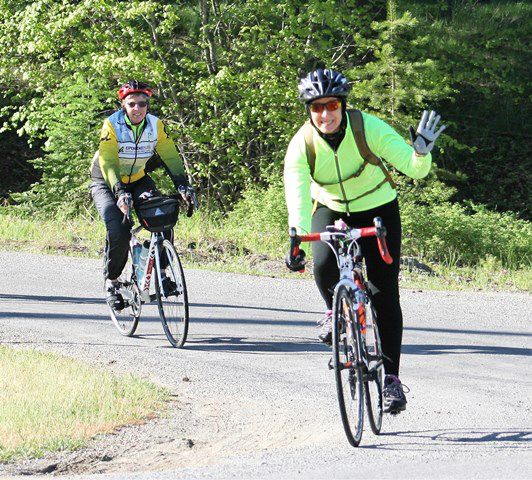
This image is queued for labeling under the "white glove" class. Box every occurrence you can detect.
[409,110,446,156]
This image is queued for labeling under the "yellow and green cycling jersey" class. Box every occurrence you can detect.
[284,111,432,234]
[91,110,185,191]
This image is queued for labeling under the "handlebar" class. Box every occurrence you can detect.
[373,217,392,265]
[289,217,393,265]
[289,226,305,273]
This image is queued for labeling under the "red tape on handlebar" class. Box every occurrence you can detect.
[359,227,376,237]
[297,233,322,242]
[376,236,393,264]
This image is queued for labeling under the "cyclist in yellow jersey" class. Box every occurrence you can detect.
[284,69,445,414]
[90,80,194,310]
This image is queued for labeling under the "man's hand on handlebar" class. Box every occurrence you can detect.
[117,192,132,215]
[177,185,198,217]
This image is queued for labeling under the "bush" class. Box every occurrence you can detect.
[223,179,287,256]
[401,199,531,269]
[229,181,532,270]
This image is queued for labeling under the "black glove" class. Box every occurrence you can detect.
[170,174,188,191]
[177,185,198,217]
[285,248,306,272]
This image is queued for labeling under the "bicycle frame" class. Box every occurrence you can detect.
[131,227,166,304]
[326,233,372,371]
[111,195,190,347]
[290,217,392,375]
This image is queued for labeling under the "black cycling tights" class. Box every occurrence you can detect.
[311,198,403,375]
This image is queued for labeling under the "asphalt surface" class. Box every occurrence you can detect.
[0,251,530,479]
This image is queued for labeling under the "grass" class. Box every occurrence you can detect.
[0,209,530,292]
[0,346,169,463]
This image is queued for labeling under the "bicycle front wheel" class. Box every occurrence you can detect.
[155,239,189,348]
[363,297,384,435]
[106,248,141,337]
[332,284,364,447]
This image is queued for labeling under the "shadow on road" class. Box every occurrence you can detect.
[0,294,321,315]
[184,335,328,353]
[405,325,531,338]
[0,311,317,328]
[381,428,532,445]
[402,343,530,356]
[0,293,103,305]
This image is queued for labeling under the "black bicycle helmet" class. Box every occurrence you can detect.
[298,69,350,103]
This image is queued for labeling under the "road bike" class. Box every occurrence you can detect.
[106,192,195,348]
[289,217,393,447]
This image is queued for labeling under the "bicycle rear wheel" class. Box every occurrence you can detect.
[363,297,384,434]
[332,284,364,447]
[155,239,189,348]
[106,248,141,336]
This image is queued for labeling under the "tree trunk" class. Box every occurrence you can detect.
[200,0,218,75]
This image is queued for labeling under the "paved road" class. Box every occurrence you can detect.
[0,251,530,479]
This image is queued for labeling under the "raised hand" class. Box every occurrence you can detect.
[409,110,446,156]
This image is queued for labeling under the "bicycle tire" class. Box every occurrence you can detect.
[107,248,141,337]
[332,284,364,447]
[363,297,384,434]
[155,239,189,348]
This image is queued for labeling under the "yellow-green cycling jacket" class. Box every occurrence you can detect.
[90,110,185,193]
[284,111,432,234]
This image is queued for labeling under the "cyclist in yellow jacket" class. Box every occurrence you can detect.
[284,68,445,414]
[90,80,194,310]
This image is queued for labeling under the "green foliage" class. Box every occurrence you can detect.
[226,181,532,270]
[224,178,287,256]
[0,0,529,274]
[10,74,106,214]
[1,0,459,212]
[398,0,532,218]
[400,197,531,269]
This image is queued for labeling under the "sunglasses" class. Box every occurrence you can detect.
[309,100,341,114]
[126,101,149,108]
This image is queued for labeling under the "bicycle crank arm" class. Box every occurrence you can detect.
[328,358,354,371]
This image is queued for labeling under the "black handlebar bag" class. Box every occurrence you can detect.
[135,196,179,232]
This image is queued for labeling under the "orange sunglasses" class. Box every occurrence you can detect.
[309,100,341,114]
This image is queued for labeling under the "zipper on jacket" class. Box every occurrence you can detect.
[333,150,351,215]
[127,121,147,184]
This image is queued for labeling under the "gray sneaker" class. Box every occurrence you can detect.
[383,374,408,414]
[317,309,333,345]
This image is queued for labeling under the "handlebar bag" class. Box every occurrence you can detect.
[135,196,179,232]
